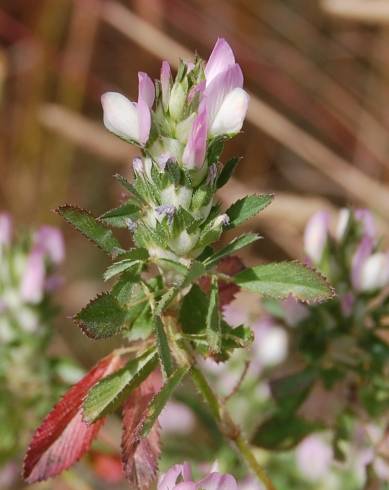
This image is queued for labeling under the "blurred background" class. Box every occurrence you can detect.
[2,0,389,488]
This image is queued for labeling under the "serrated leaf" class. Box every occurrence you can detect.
[121,370,162,489]
[99,202,140,228]
[74,292,127,339]
[138,366,189,438]
[153,316,174,379]
[83,350,158,423]
[225,194,274,229]
[104,260,142,281]
[206,277,221,354]
[56,205,123,255]
[234,261,334,303]
[204,233,261,269]
[251,414,319,450]
[217,157,240,188]
[23,354,122,483]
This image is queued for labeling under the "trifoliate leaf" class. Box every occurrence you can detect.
[83,350,158,423]
[234,261,334,303]
[225,194,274,229]
[56,205,123,255]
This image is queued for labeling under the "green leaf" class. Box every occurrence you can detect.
[153,316,174,378]
[74,292,127,338]
[56,205,123,255]
[179,284,208,334]
[99,202,140,228]
[204,233,261,269]
[206,277,221,353]
[103,248,148,281]
[234,261,334,303]
[270,368,317,414]
[139,366,189,437]
[217,157,240,188]
[83,350,158,423]
[225,194,274,229]
[252,414,319,450]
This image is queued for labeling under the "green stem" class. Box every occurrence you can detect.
[190,366,276,490]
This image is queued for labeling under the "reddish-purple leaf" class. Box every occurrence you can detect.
[200,255,245,308]
[23,353,122,483]
[121,369,163,489]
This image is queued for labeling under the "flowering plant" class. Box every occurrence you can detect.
[251,209,389,487]
[23,39,333,489]
[0,214,80,469]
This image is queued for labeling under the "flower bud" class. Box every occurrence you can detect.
[182,103,207,169]
[34,226,65,264]
[358,252,389,291]
[335,208,350,240]
[304,211,330,264]
[160,61,171,111]
[102,92,140,143]
[168,79,187,121]
[351,236,374,290]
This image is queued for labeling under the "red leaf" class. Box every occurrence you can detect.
[90,451,124,483]
[200,255,245,308]
[23,353,122,483]
[121,369,163,489]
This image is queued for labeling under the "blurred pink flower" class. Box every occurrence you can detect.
[159,401,195,434]
[158,462,238,490]
[304,211,330,264]
[35,225,65,264]
[296,435,332,481]
[20,249,45,303]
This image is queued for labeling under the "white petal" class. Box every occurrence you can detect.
[101,92,139,141]
[360,253,389,291]
[210,88,249,137]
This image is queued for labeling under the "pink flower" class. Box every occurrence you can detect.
[102,71,155,145]
[158,463,238,490]
[296,436,332,481]
[34,226,65,264]
[20,249,45,303]
[182,102,208,169]
[304,211,330,264]
[351,236,374,290]
[0,212,12,245]
[204,39,249,137]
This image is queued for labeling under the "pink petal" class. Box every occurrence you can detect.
[159,463,193,490]
[197,473,239,490]
[352,236,374,289]
[355,208,376,238]
[188,80,206,104]
[182,102,208,169]
[304,211,330,263]
[138,72,155,108]
[20,249,45,303]
[205,64,243,127]
[205,38,236,86]
[35,226,65,264]
[137,98,151,145]
[161,61,171,108]
[0,213,12,245]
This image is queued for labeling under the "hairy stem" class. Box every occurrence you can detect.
[190,365,276,490]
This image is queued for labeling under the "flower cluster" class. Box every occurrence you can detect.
[101,38,249,264]
[23,38,333,490]
[0,214,79,468]
[254,208,389,486]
